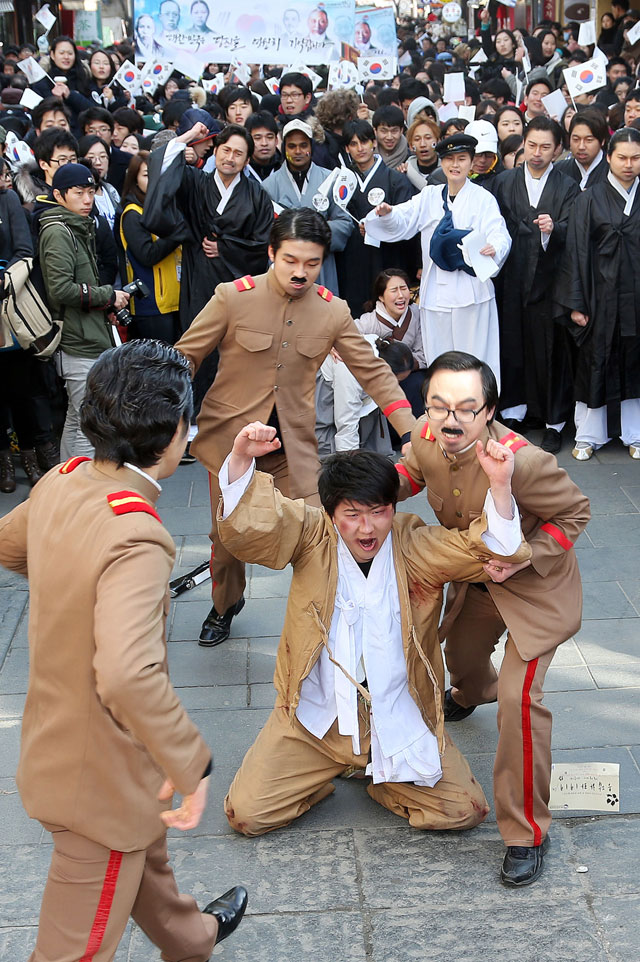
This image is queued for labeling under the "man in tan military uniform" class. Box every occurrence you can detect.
[175,209,416,646]
[216,420,531,837]
[396,351,591,886]
[0,342,247,961]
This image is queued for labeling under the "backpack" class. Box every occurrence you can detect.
[0,222,77,359]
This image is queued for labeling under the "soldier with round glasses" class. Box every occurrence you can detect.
[395,351,591,888]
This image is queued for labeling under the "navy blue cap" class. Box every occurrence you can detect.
[176,107,223,142]
[435,132,477,158]
[52,163,96,191]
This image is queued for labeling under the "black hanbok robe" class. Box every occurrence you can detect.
[554,179,640,436]
[555,154,609,191]
[493,166,580,423]
[335,157,418,317]
[143,147,273,327]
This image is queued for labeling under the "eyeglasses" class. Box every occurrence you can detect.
[426,403,487,423]
[48,155,78,166]
[281,91,304,101]
[86,125,111,136]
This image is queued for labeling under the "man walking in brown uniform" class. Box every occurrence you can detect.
[395,351,591,886]
[0,341,247,961]
[174,208,416,647]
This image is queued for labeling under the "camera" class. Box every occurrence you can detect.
[112,278,151,327]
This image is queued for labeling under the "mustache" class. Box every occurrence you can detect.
[291,276,307,284]
[442,427,464,435]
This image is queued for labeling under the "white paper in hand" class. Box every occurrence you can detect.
[469,48,488,64]
[35,3,56,32]
[443,72,465,103]
[17,56,49,85]
[20,88,44,110]
[578,20,596,46]
[541,88,568,121]
[627,19,640,46]
[460,232,497,283]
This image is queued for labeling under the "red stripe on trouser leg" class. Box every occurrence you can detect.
[207,472,218,590]
[78,850,123,962]
[521,658,542,847]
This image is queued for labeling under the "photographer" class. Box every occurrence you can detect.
[38,164,129,459]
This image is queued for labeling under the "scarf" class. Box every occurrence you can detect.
[378,134,409,170]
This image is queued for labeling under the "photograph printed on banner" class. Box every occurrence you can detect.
[133,0,355,65]
[353,6,397,55]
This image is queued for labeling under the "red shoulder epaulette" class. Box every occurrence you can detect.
[106,490,162,523]
[420,422,436,442]
[499,430,528,453]
[233,275,255,292]
[59,456,91,474]
[317,286,333,302]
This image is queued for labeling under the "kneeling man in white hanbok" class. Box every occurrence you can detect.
[365,132,511,390]
[219,420,531,836]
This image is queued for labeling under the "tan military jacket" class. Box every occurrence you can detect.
[397,418,591,659]
[175,271,416,498]
[0,458,211,852]
[218,470,531,753]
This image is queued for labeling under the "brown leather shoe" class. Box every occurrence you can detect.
[20,449,44,487]
[0,451,16,493]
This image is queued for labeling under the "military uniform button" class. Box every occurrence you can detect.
[282,341,289,348]
[274,385,279,391]
[456,511,463,518]
[286,319,293,326]
[276,363,283,369]
[453,488,461,496]
[451,464,459,471]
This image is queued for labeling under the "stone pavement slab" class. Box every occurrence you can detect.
[1,448,640,961]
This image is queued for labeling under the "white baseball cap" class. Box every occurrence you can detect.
[282,118,313,141]
[465,119,498,155]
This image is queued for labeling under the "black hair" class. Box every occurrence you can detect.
[318,449,400,516]
[611,0,629,10]
[441,117,468,135]
[376,338,414,376]
[224,86,259,112]
[269,207,331,257]
[499,133,524,160]
[32,96,72,132]
[464,77,481,106]
[162,99,190,129]
[77,134,110,157]
[480,78,512,102]
[89,48,117,85]
[568,109,609,146]
[279,71,313,98]
[81,340,193,468]
[372,105,405,129]
[78,106,115,132]
[398,78,429,102]
[376,87,401,107]
[493,104,525,135]
[608,125,640,156]
[113,106,144,134]
[215,123,254,158]
[421,351,499,421]
[625,89,640,106]
[34,128,79,165]
[245,110,279,136]
[525,77,553,96]
[607,56,628,70]
[524,114,562,147]
[493,27,517,56]
[342,119,375,146]
[370,267,412,303]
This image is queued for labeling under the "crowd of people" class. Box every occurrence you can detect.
[0,5,636,957]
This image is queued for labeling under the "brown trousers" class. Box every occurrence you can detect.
[443,584,556,847]
[29,826,217,962]
[224,702,489,836]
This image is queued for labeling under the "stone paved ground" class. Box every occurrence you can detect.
[1,431,639,961]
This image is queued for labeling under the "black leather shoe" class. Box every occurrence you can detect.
[443,688,477,722]
[198,597,245,647]
[541,428,562,454]
[204,884,248,944]
[501,418,524,433]
[500,837,550,887]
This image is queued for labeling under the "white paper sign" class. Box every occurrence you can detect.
[469,47,488,64]
[438,102,459,123]
[171,51,204,81]
[541,88,568,121]
[443,72,465,104]
[358,56,397,80]
[549,762,620,812]
[593,45,608,65]
[460,231,497,283]
[35,3,56,32]
[578,20,596,47]
[627,19,640,46]
[458,105,476,123]
[17,56,49,85]
[20,88,44,110]
[522,52,532,76]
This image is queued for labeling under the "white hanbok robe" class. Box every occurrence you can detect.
[262,162,353,295]
[365,179,511,387]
